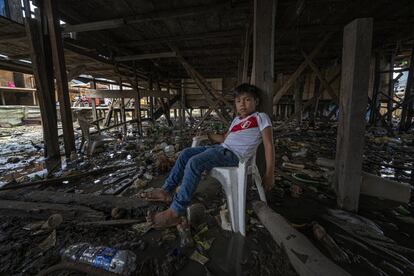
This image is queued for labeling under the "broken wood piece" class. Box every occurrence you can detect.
[252,201,350,276]
[0,200,105,221]
[0,190,149,212]
[77,219,145,227]
[0,164,136,191]
[361,172,411,203]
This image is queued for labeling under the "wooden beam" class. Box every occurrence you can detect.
[44,0,75,157]
[115,52,177,62]
[0,59,32,74]
[273,34,332,105]
[122,29,242,47]
[62,2,247,33]
[63,18,125,33]
[301,50,339,103]
[67,64,86,80]
[335,18,373,212]
[82,89,170,99]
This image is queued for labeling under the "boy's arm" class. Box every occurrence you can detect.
[261,126,275,191]
[207,133,226,143]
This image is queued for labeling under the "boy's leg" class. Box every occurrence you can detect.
[162,146,208,193]
[140,146,208,202]
[170,146,239,215]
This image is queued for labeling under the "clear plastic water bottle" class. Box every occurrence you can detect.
[61,243,136,275]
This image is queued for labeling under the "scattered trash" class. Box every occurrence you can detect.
[61,243,136,275]
[186,203,206,227]
[38,230,56,251]
[131,221,153,236]
[177,219,194,248]
[190,250,209,265]
[219,209,232,231]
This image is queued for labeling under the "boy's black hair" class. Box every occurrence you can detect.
[233,83,260,101]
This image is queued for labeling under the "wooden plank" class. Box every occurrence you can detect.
[82,89,170,99]
[44,0,75,157]
[334,18,373,211]
[64,18,125,33]
[115,51,176,62]
[273,34,332,105]
[0,86,35,93]
[25,17,61,171]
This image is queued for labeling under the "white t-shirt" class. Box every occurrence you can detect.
[221,112,272,159]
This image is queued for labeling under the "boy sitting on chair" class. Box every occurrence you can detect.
[143,83,275,228]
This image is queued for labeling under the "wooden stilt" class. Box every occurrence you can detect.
[294,78,303,124]
[25,15,60,171]
[387,53,395,123]
[399,44,414,131]
[44,0,75,157]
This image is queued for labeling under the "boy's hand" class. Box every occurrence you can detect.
[263,172,275,191]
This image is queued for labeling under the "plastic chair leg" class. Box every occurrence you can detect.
[252,166,267,203]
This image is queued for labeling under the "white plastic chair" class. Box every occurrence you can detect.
[192,136,267,236]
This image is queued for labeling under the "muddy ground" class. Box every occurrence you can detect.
[0,121,413,276]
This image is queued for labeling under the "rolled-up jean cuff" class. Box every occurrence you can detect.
[161,183,175,194]
[170,201,186,215]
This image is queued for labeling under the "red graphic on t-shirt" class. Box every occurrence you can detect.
[230,116,258,132]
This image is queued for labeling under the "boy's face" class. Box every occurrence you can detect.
[235,93,257,118]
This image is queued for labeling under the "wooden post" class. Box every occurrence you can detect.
[294,78,303,124]
[133,65,142,135]
[369,53,381,125]
[25,15,60,171]
[180,82,185,131]
[387,53,395,123]
[119,78,127,134]
[1,92,5,105]
[90,79,100,134]
[252,0,276,116]
[399,44,414,131]
[44,0,75,158]
[251,0,276,175]
[241,22,252,83]
[335,18,373,211]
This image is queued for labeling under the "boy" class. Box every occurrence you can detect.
[144,83,275,228]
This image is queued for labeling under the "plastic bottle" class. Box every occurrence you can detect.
[61,243,136,275]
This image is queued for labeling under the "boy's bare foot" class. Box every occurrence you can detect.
[138,188,172,203]
[147,208,182,229]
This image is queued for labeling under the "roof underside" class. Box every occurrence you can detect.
[0,0,413,81]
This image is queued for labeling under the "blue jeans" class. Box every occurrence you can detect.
[162,145,239,215]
